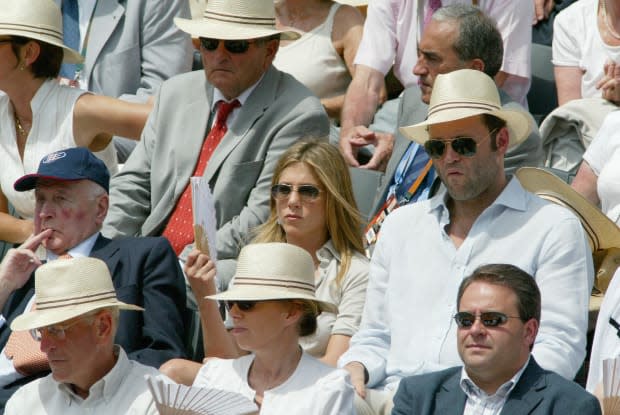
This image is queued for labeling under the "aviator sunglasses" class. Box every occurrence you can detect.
[423,128,498,159]
[453,311,521,328]
[271,184,322,202]
[200,37,257,54]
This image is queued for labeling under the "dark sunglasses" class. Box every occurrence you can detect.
[453,311,521,328]
[225,300,257,312]
[199,37,256,54]
[424,128,498,159]
[271,184,322,201]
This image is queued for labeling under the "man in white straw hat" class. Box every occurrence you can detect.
[4,257,162,415]
[103,0,330,289]
[363,5,543,239]
[338,69,593,415]
[0,147,188,412]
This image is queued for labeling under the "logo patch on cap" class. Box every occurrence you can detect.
[42,151,67,163]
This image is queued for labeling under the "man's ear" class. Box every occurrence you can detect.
[95,194,109,226]
[523,318,539,348]
[469,58,485,73]
[94,311,114,343]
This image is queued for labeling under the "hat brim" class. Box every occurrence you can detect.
[10,301,143,332]
[399,107,532,149]
[515,167,620,252]
[13,174,84,192]
[174,17,300,41]
[207,286,338,314]
[0,28,83,64]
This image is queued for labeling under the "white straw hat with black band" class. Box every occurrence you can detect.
[175,0,300,41]
[207,243,337,314]
[0,0,83,64]
[399,69,532,149]
[11,257,142,332]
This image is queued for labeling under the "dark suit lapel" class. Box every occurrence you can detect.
[89,235,121,280]
[203,66,278,183]
[500,359,546,415]
[436,370,468,415]
[86,0,124,79]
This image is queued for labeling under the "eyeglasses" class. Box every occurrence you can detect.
[199,38,257,54]
[271,184,322,202]
[424,128,498,159]
[225,300,258,312]
[29,316,93,342]
[453,311,521,328]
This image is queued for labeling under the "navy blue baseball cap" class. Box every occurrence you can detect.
[13,148,110,193]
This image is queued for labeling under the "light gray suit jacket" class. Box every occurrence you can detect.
[84,0,193,101]
[102,67,330,260]
[369,86,544,217]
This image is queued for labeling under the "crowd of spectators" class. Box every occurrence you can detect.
[1,0,620,414]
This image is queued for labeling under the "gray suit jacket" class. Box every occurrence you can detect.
[392,358,601,415]
[369,87,544,217]
[84,0,193,101]
[102,67,329,260]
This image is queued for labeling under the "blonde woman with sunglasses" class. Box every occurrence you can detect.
[161,139,369,384]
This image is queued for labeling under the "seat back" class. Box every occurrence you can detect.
[527,43,558,125]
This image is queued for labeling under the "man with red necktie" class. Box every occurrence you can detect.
[103,0,329,289]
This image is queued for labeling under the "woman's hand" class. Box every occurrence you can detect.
[596,59,620,105]
[184,248,217,298]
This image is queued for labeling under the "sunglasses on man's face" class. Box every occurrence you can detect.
[225,300,257,312]
[271,183,322,202]
[453,311,521,328]
[199,37,256,54]
[423,128,498,159]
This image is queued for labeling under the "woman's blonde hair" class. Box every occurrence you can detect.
[253,139,365,284]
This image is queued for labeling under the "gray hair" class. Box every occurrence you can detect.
[432,4,503,77]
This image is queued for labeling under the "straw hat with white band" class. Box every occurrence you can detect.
[0,0,83,64]
[175,0,300,41]
[399,69,532,148]
[11,257,143,332]
[207,243,337,314]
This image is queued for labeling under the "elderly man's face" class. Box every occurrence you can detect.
[200,37,279,101]
[414,20,470,104]
[456,281,537,392]
[34,180,108,255]
[38,313,99,393]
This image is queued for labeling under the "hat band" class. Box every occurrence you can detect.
[428,101,501,118]
[233,277,315,294]
[203,10,276,27]
[36,290,118,310]
[0,22,63,43]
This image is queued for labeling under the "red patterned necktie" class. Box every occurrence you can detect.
[424,0,442,28]
[163,99,240,255]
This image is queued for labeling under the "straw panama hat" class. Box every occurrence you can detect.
[515,167,620,252]
[175,0,300,41]
[207,243,338,314]
[399,69,532,149]
[11,257,143,332]
[0,0,83,64]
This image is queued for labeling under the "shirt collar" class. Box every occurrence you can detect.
[428,175,528,215]
[58,345,127,404]
[211,73,265,112]
[459,355,531,399]
[47,231,99,261]
[29,79,57,115]
[316,239,340,264]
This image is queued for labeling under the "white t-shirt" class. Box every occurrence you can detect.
[553,0,620,99]
[194,353,355,415]
[582,110,620,223]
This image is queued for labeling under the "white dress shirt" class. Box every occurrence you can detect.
[338,177,593,391]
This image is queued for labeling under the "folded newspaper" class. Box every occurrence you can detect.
[191,176,218,261]
[146,376,257,415]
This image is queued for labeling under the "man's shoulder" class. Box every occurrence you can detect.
[399,366,460,392]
